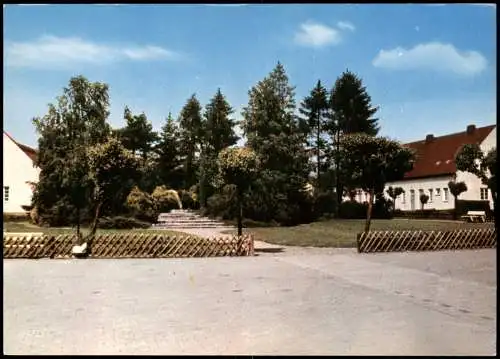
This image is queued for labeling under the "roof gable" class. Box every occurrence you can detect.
[403,124,496,180]
[3,131,37,163]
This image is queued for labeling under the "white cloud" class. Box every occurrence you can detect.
[294,22,342,48]
[5,35,180,69]
[372,42,488,76]
[337,21,355,32]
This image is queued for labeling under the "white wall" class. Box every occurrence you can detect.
[455,127,496,209]
[384,176,456,211]
[3,133,40,213]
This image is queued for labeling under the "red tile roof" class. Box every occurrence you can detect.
[402,124,496,180]
[3,131,37,163]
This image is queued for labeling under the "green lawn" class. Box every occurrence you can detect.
[3,221,188,238]
[223,219,495,248]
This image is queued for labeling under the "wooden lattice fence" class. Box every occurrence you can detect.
[357,228,496,253]
[3,234,254,259]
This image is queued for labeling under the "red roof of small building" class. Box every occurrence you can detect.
[3,131,37,163]
[402,124,496,180]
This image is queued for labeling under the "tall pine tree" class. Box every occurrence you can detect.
[242,62,311,224]
[199,88,239,208]
[327,70,380,213]
[156,112,184,189]
[116,107,158,161]
[299,80,329,190]
[178,94,204,189]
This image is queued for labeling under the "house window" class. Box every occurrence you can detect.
[480,188,489,200]
[436,188,441,197]
[429,189,433,203]
[3,186,9,202]
[443,188,449,202]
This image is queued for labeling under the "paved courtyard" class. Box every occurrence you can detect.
[3,247,496,355]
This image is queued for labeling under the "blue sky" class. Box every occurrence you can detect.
[3,3,496,148]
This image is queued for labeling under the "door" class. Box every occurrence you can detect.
[410,189,415,211]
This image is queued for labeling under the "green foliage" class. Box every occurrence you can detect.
[455,145,496,224]
[97,216,151,229]
[299,80,330,188]
[340,134,415,194]
[216,147,260,190]
[125,186,158,223]
[327,70,380,211]
[151,186,182,212]
[313,191,338,218]
[241,62,311,225]
[340,133,415,231]
[448,181,468,198]
[179,189,200,210]
[115,107,158,159]
[32,75,111,229]
[198,88,239,208]
[179,94,204,188]
[386,186,405,201]
[155,113,184,189]
[419,194,429,209]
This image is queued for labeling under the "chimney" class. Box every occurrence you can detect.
[466,124,476,135]
[425,134,434,143]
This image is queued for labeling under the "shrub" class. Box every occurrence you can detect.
[206,185,239,220]
[3,212,30,222]
[373,194,394,219]
[313,191,337,218]
[151,186,182,212]
[179,189,200,210]
[97,216,150,229]
[125,186,158,223]
[29,207,40,225]
[339,201,367,219]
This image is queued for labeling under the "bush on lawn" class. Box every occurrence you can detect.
[393,209,454,220]
[125,186,159,223]
[313,191,338,219]
[97,216,150,229]
[339,200,366,219]
[151,186,182,212]
[179,188,200,210]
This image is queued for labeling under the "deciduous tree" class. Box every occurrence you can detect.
[340,134,415,232]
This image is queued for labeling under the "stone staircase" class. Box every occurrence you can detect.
[152,209,229,229]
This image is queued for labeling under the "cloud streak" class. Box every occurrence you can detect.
[294,21,342,48]
[5,35,181,69]
[337,21,356,32]
[372,42,487,76]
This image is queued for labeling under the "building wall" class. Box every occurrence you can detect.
[3,133,40,213]
[384,176,456,211]
[455,127,496,209]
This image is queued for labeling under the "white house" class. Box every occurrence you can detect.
[3,132,40,213]
[350,124,496,211]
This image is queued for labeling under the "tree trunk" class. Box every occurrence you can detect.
[316,116,321,190]
[364,189,374,232]
[75,207,82,245]
[237,190,243,237]
[85,201,103,256]
[452,195,457,220]
[334,130,341,218]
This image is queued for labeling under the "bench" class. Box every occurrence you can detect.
[461,211,486,223]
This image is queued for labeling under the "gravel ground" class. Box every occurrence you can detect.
[3,247,496,355]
